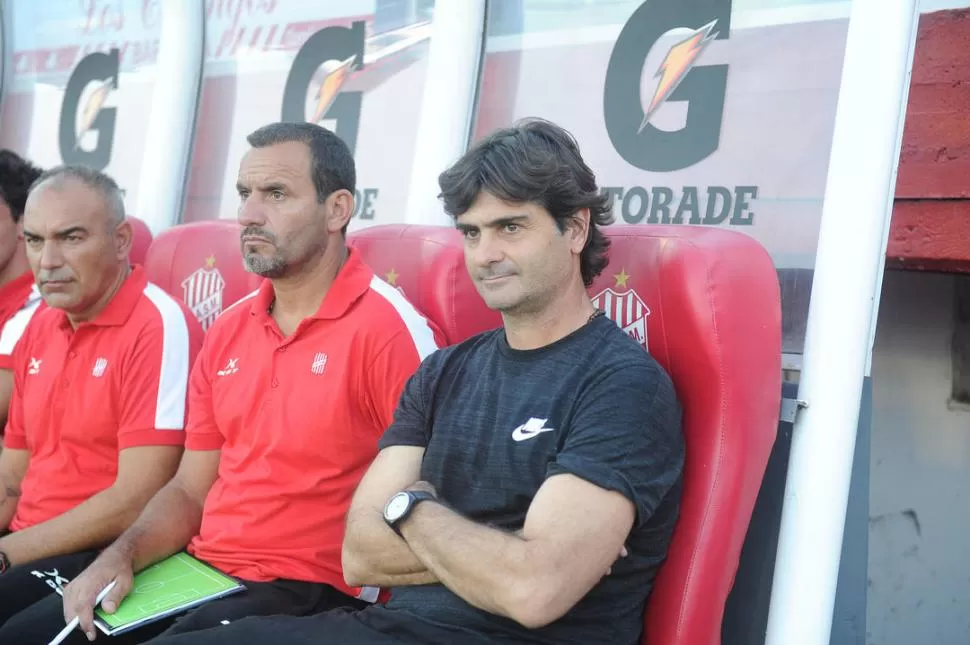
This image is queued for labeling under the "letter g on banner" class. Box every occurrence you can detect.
[281,21,366,156]
[604,0,731,172]
[59,48,120,170]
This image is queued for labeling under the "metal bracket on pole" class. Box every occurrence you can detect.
[779,398,807,425]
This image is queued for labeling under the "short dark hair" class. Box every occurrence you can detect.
[31,164,126,226]
[0,150,43,221]
[437,117,613,286]
[247,122,356,234]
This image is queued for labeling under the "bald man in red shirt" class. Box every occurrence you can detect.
[0,123,443,645]
[0,165,203,631]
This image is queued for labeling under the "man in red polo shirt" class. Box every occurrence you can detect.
[0,150,45,427]
[0,122,443,644]
[0,165,203,631]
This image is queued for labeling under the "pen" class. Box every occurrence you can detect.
[48,580,118,645]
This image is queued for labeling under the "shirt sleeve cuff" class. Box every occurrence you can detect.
[185,432,225,451]
[0,354,14,370]
[546,455,640,510]
[377,437,427,451]
[3,433,27,449]
[118,428,186,449]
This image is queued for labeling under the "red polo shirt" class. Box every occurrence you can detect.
[4,266,204,531]
[185,249,442,601]
[0,271,43,369]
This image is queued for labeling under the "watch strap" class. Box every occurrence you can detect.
[408,490,437,505]
[390,490,437,536]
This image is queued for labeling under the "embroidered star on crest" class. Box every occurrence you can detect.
[614,269,630,289]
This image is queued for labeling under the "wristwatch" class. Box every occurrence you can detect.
[0,551,11,574]
[384,490,437,535]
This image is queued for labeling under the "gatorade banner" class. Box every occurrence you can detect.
[473,0,854,352]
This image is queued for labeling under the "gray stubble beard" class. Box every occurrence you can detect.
[244,252,287,278]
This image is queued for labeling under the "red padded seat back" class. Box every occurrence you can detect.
[143,220,262,331]
[354,222,781,645]
[348,225,502,344]
[127,216,153,266]
[588,225,780,645]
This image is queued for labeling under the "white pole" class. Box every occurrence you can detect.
[862,4,921,378]
[134,0,205,234]
[404,0,486,227]
[763,1,919,644]
[0,1,8,111]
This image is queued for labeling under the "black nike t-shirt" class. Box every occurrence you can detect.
[361,315,685,645]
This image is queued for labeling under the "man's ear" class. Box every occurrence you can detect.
[568,208,591,254]
[327,189,355,234]
[115,219,133,261]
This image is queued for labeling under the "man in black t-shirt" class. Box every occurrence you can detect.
[147,118,685,645]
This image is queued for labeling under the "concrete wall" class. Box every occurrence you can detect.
[870,7,970,639]
[868,269,970,644]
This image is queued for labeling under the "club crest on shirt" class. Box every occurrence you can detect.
[92,357,108,378]
[182,255,226,332]
[311,352,328,375]
[591,268,650,350]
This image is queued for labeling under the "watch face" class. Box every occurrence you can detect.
[385,492,411,522]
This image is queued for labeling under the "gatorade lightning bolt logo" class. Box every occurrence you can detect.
[281,20,432,157]
[308,56,356,124]
[640,19,719,131]
[76,80,115,148]
[604,0,730,173]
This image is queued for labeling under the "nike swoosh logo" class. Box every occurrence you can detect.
[512,427,555,442]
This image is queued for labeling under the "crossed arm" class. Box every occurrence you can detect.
[342,446,440,587]
[342,446,635,629]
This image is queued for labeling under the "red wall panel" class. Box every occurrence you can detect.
[891,8,970,271]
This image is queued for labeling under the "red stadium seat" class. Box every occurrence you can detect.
[348,225,502,344]
[127,216,153,266]
[587,225,781,645]
[355,222,781,644]
[353,222,780,643]
[143,220,262,331]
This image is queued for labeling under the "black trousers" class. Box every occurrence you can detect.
[0,551,368,645]
[0,549,99,628]
[141,607,421,645]
[141,604,492,645]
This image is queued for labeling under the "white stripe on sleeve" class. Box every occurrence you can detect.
[0,286,42,357]
[367,276,439,359]
[143,283,192,430]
